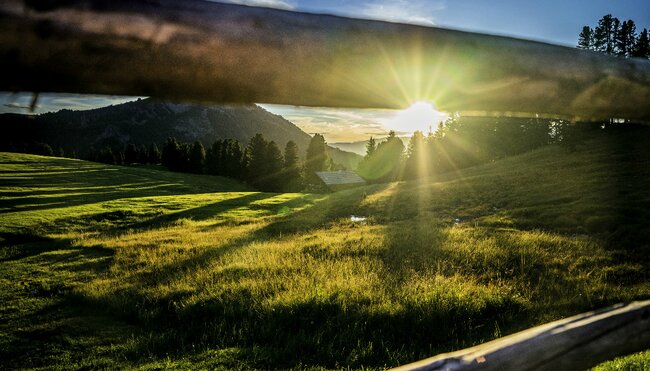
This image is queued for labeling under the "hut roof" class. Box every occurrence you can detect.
[315,171,365,187]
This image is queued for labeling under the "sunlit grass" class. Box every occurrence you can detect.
[1,130,649,369]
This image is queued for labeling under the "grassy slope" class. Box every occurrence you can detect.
[1,130,649,369]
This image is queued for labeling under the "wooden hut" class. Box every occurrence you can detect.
[315,171,365,192]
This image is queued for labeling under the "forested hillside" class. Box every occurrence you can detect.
[0,98,361,170]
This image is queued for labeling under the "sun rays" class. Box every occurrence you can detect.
[381,101,446,133]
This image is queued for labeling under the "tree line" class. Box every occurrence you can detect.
[358,116,626,182]
[89,143,162,166]
[5,130,344,192]
[85,133,340,192]
[578,14,649,58]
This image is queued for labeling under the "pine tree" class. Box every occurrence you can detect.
[283,140,303,192]
[403,131,428,180]
[138,144,148,164]
[205,140,222,175]
[427,124,444,174]
[178,143,192,172]
[612,17,621,53]
[616,20,637,57]
[124,143,139,164]
[246,133,269,188]
[357,131,405,182]
[305,134,329,183]
[632,28,650,58]
[265,141,284,191]
[224,139,244,179]
[148,143,161,164]
[189,141,206,174]
[33,143,54,157]
[115,151,125,166]
[365,137,377,159]
[162,137,183,171]
[593,14,618,55]
[577,26,594,50]
[97,146,115,164]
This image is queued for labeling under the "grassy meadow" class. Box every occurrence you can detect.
[1,129,649,369]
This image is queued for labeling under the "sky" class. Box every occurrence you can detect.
[2,0,649,143]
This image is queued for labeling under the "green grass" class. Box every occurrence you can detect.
[1,130,649,369]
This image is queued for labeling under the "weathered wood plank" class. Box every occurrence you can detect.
[1,0,649,121]
[392,300,650,371]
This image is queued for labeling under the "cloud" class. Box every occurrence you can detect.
[217,0,295,10]
[0,93,142,114]
[359,0,445,26]
[260,104,395,143]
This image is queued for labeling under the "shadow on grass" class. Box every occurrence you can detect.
[47,192,278,237]
[0,184,187,213]
[67,182,524,368]
[0,156,247,213]
[0,232,125,370]
[5,134,650,369]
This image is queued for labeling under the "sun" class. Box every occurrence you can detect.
[382,101,445,134]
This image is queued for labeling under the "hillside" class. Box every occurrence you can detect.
[0,98,361,169]
[1,128,649,369]
[331,136,410,156]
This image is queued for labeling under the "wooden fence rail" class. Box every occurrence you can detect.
[392,300,650,371]
[1,0,650,121]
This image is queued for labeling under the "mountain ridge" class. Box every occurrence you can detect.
[0,98,361,169]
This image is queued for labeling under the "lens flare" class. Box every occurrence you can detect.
[383,101,446,134]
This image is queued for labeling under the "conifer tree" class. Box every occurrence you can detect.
[632,28,650,58]
[124,143,138,164]
[97,146,115,164]
[577,26,594,50]
[224,139,244,179]
[357,131,404,183]
[265,141,284,191]
[283,140,303,192]
[579,15,649,59]
[189,141,206,174]
[148,143,161,164]
[205,140,222,175]
[138,144,148,164]
[33,143,54,157]
[178,143,192,172]
[593,14,618,55]
[403,131,428,180]
[246,133,269,188]
[162,137,183,171]
[115,151,125,166]
[365,137,377,159]
[305,134,329,183]
[616,20,637,57]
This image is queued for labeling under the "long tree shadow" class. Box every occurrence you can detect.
[85,191,350,290]
[74,185,398,367]
[0,232,122,370]
[0,184,191,213]
[597,127,650,276]
[52,192,278,236]
[73,181,517,368]
[0,156,249,214]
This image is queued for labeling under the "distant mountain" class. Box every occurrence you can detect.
[0,98,361,169]
[329,141,368,156]
[331,137,411,156]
